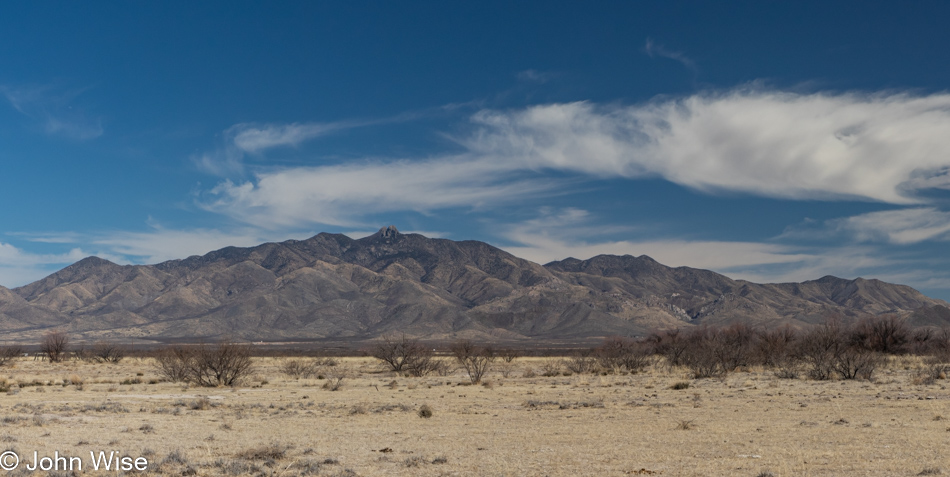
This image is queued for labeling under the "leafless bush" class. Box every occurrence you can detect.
[40,331,69,363]
[798,317,883,381]
[154,346,192,382]
[322,368,346,391]
[595,337,653,373]
[153,341,254,387]
[0,346,22,367]
[833,347,883,380]
[853,314,910,354]
[280,359,320,379]
[650,328,690,369]
[189,341,254,387]
[450,340,495,384]
[680,327,725,378]
[756,325,797,367]
[371,335,433,375]
[90,342,127,363]
[563,352,597,374]
[540,359,561,377]
[711,323,757,371]
[499,349,521,363]
[798,320,847,380]
[409,355,450,377]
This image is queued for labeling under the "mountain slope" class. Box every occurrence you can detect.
[1,227,946,342]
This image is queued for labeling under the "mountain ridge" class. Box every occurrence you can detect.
[1,226,947,343]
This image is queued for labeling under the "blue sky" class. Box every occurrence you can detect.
[3,2,950,300]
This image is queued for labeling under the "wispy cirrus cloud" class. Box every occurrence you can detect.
[229,121,360,153]
[199,157,559,228]
[643,38,698,72]
[496,207,908,287]
[784,207,950,245]
[197,88,950,231]
[0,242,90,288]
[0,84,103,140]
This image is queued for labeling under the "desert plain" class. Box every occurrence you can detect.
[0,355,941,476]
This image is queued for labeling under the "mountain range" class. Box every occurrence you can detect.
[0,226,947,344]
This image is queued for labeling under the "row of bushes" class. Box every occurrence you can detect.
[371,316,949,383]
[370,336,502,384]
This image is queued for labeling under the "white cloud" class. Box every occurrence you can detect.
[199,158,557,228]
[515,69,555,84]
[498,209,809,270]
[229,122,354,153]
[0,84,103,140]
[497,207,908,287]
[0,242,89,288]
[643,38,698,71]
[90,227,287,264]
[780,207,950,245]
[196,89,950,236]
[466,92,950,204]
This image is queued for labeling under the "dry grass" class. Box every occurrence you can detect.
[0,355,944,475]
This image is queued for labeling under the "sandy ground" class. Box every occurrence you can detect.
[0,356,944,476]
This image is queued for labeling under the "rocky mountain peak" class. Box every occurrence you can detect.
[377,225,399,238]
[376,225,400,240]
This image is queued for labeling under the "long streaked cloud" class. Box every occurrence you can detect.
[498,208,811,270]
[784,207,950,245]
[199,89,950,230]
[200,158,558,228]
[229,121,359,153]
[90,227,282,264]
[496,208,912,287]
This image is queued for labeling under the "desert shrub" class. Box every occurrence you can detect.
[670,381,690,390]
[371,335,431,373]
[798,320,847,380]
[154,346,192,382]
[153,341,254,387]
[497,349,521,377]
[0,346,22,367]
[710,323,757,371]
[237,442,288,460]
[322,369,346,391]
[280,359,319,379]
[450,340,495,384]
[595,337,653,373]
[680,327,725,378]
[797,317,884,381]
[406,353,449,378]
[540,359,561,377]
[90,341,128,364]
[676,419,695,430]
[853,314,910,354]
[417,404,433,418]
[499,349,521,363]
[189,341,254,387]
[563,352,597,374]
[756,325,797,366]
[832,347,883,380]
[40,331,69,363]
[650,328,690,368]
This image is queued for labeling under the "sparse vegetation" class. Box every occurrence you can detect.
[450,340,495,384]
[40,330,69,363]
[153,341,254,387]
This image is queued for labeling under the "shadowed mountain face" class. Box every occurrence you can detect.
[2,227,948,342]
